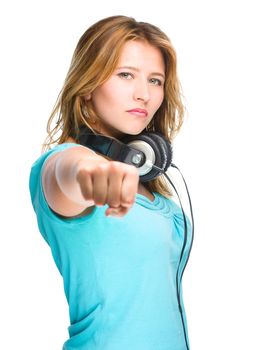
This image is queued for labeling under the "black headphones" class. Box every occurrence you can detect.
[76,125,194,350]
[77,125,173,182]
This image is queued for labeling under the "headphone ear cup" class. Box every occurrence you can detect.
[121,132,170,182]
[147,132,173,171]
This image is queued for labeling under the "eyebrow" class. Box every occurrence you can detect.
[116,66,165,79]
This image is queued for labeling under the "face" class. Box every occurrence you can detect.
[85,40,165,138]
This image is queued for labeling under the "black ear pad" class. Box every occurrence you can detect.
[121,132,171,182]
[148,132,173,171]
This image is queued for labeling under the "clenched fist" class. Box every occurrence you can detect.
[76,159,139,217]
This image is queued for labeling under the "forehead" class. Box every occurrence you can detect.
[117,40,165,70]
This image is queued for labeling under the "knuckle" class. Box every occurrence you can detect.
[94,163,108,174]
[109,161,121,172]
[77,167,90,178]
[76,169,91,184]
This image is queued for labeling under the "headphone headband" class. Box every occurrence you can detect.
[78,128,146,167]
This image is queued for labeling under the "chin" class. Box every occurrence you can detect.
[123,126,146,136]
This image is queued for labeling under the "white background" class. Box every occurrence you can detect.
[1,0,254,349]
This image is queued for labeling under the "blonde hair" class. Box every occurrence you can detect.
[42,15,186,198]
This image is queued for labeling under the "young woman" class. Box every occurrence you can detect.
[29,15,193,350]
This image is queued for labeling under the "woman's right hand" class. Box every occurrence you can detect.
[75,158,140,217]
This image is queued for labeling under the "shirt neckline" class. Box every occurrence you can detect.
[135,192,173,218]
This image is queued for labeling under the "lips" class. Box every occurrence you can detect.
[127,108,148,117]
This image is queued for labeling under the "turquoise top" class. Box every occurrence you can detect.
[29,143,192,350]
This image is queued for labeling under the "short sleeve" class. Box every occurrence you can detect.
[171,200,192,242]
[170,199,193,276]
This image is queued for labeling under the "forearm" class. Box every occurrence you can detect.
[54,146,100,206]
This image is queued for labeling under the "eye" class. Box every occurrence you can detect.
[117,72,133,79]
[150,78,162,86]
[117,72,163,86]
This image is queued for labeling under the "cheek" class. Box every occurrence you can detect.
[100,81,123,103]
[154,90,164,109]
[92,85,114,112]
[107,85,132,103]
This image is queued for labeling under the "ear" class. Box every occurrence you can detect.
[84,94,92,101]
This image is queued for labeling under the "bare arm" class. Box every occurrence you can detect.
[42,144,139,218]
[42,146,105,217]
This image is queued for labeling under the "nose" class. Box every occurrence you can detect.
[133,78,150,103]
